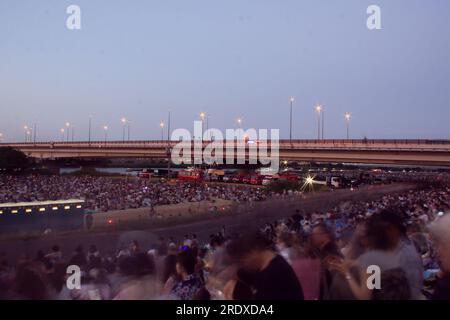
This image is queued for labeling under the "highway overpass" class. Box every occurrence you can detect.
[2,139,450,166]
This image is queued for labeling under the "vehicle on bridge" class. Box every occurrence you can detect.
[206,169,225,182]
[262,176,276,186]
[279,171,300,182]
[317,176,338,188]
[137,169,152,179]
[150,168,179,179]
[230,172,247,184]
[309,175,350,188]
[250,175,264,185]
[241,175,251,184]
[178,168,204,182]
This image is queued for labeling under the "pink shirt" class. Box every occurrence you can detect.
[290,258,321,300]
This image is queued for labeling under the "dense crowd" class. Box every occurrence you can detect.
[0,183,449,300]
[0,175,269,211]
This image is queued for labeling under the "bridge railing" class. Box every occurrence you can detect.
[3,139,450,145]
[2,139,450,151]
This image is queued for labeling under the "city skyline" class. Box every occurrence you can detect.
[1,0,449,142]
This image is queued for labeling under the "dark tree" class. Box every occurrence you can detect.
[0,147,29,172]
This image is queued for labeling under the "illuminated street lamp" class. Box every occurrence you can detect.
[103,125,108,144]
[120,117,131,141]
[23,125,29,142]
[121,117,127,142]
[200,112,206,140]
[315,105,322,140]
[236,117,242,128]
[159,121,165,140]
[345,112,351,139]
[60,128,65,142]
[65,122,71,142]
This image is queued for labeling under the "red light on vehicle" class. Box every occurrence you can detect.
[108,219,113,225]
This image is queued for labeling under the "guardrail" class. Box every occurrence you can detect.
[2,139,450,147]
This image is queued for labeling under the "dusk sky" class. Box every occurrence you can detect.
[0,0,449,142]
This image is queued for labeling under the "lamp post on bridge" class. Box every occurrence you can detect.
[103,125,108,145]
[159,121,164,140]
[88,116,92,145]
[206,114,210,140]
[315,105,322,140]
[200,112,206,141]
[65,122,71,142]
[236,117,242,129]
[60,128,65,142]
[121,117,131,141]
[345,112,351,139]
[33,123,37,143]
[121,117,127,142]
[289,96,294,143]
[322,107,325,140]
[23,125,29,142]
[167,109,172,179]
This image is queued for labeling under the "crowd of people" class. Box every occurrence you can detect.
[0,182,449,300]
[0,175,269,212]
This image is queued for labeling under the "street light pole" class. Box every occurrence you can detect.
[321,108,325,140]
[23,125,28,142]
[200,112,206,141]
[121,118,126,142]
[88,116,92,145]
[206,115,209,140]
[103,125,108,144]
[289,97,294,142]
[167,110,171,178]
[345,112,351,139]
[160,121,164,140]
[65,122,70,142]
[315,105,321,140]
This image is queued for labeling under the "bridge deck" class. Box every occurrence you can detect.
[2,139,450,166]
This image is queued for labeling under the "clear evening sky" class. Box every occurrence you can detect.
[0,0,449,141]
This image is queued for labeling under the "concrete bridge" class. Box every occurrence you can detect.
[2,139,450,166]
